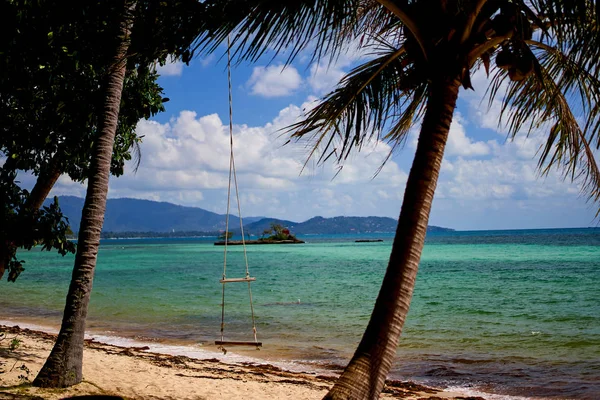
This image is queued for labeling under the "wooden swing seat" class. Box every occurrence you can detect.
[215,340,262,347]
[220,277,256,283]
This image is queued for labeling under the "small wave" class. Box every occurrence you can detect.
[563,339,599,348]
[0,319,59,334]
[446,357,494,365]
[445,385,533,400]
[263,299,303,306]
[470,309,501,315]
[426,365,468,378]
[295,360,344,372]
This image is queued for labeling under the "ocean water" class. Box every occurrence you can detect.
[1,228,599,399]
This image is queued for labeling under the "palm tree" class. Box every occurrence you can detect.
[201,1,600,398]
[32,0,203,387]
[296,2,600,398]
[33,3,134,387]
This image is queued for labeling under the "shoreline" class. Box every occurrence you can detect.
[0,323,482,400]
[0,316,348,372]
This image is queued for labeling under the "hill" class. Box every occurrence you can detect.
[49,196,453,235]
[48,196,243,232]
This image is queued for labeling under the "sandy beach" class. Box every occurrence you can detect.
[0,325,481,400]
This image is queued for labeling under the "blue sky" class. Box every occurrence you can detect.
[47,44,598,231]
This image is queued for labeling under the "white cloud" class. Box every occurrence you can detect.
[307,62,346,95]
[156,58,184,77]
[407,112,490,160]
[445,114,490,157]
[6,39,598,230]
[306,41,372,96]
[199,54,216,68]
[48,93,589,228]
[434,129,583,205]
[247,64,302,97]
[42,70,595,229]
[96,102,410,221]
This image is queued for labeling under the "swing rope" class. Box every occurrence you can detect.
[220,35,259,347]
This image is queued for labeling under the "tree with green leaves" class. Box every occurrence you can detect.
[218,231,234,240]
[198,0,600,398]
[0,1,167,282]
[23,0,204,387]
[0,169,75,282]
[261,228,271,239]
[270,223,284,236]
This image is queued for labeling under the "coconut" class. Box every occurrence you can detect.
[495,48,514,70]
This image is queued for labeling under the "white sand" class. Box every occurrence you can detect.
[0,325,475,399]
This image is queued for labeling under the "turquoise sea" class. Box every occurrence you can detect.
[2,228,599,399]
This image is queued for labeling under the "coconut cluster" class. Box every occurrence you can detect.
[492,5,535,81]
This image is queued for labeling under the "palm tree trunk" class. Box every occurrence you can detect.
[325,75,461,400]
[33,6,132,388]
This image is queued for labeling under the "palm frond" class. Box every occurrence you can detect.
[529,0,600,71]
[534,0,598,40]
[528,40,600,144]
[486,36,600,205]
[131,140,142,174]
[196,0,379,65]
[376,0,427,60]
[356,0,399,37]
[382,82,427,143]
[286,41,426,167]
[370,82,427,177]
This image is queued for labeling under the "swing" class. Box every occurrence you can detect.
[216,36,261,351]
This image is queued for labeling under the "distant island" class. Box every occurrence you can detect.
[214,223,305,245]
[47,196,454,237]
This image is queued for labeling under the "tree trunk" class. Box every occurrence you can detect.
[0,156,62,281]
[33,6,132,388]
[25,155,62,210]
[0,155,61,280]
[325,76,461,400]
[0,156,18,280]
[0,246,9,281]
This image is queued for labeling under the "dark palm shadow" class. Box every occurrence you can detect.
[0,348,45,364]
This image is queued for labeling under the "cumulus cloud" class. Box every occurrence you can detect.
[306,40,372,96]
[408,112,490,159]
[199,54,216,68]
[375,64,595,228]
[87,102,410,221]
[445,114,490,157]
[445,67,590,203]
[156,58,184,77]
[247,64,302,97]
[43,70,595,229]
[435,121,580,201]
[307,62,346,95]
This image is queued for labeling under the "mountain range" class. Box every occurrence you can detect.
[48,196,453,235]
